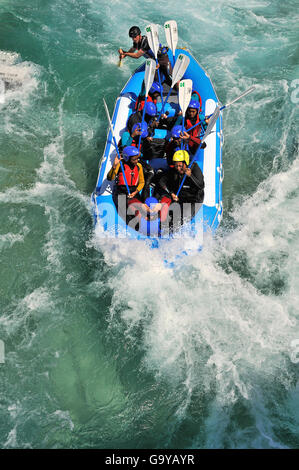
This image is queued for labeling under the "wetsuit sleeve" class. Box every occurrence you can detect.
[158,172,172,196]
[107,163,120,181]
[136,163,145,192]
[189,163,204,189]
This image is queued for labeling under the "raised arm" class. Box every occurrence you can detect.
[119,48,145,60]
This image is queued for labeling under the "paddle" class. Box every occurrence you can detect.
[103,98,131,195]
[176,86,256,197]
[176,105,220,197]
[158,53,190,119]
[138,58,156,151]
[178,78,193,149]
[164,20,178,66]
[145,23,164,107]
[186,86,256,133]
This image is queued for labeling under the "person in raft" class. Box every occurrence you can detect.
[126,101,158,134]
[118,26,173,87]
[175,100,209,154]
[136,81,162,112]
[107,145,153,223]
[118,123,155,202]
[152,150,205,223]
[107,146,144,200]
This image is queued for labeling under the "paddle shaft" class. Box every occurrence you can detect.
[158,54,190,119]
[157,86,172,120]
[103,99,131,195]
[187,86,256,133]
[176,105,221,197]
[138,96,148,151]
[137,58,156,150]
[156,60,164,108]
[180,115,185,150]
[111,135,131,196]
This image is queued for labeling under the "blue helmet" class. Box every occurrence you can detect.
[145,196,159,206]
[171,125,183,138]
[149,82,162,95]
[122,145,139,162]
[145,101,157,116]
[132,122,148,138]
[188,100,200,110]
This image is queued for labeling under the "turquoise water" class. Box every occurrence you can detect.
[0,0,298,449]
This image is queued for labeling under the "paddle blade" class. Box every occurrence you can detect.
[201,105,220,144]
[178,79,193,116]
[164,20,178,57]
[171,53,190,88]
[145,24,160,59]
[144,58,156,96]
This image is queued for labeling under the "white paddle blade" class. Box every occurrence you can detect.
[178,79,193,116]
[144,58,156,96]
[171,53,190,88]
[145,24,160,59]
[164,20,178,56]
[201,106,220,144]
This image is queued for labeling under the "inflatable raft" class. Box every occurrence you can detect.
[92,49,223,245]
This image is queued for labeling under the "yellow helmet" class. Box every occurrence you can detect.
[172,150,189,166]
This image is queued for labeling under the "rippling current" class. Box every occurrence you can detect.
[0,0,298,449]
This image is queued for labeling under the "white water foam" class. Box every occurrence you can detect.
[92,154,299,447]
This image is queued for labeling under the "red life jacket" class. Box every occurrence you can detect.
[137,94,157,112]
[117,162,139,190]
[186,114,202,149]
[131,137,138,148]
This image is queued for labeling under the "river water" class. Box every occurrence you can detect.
[0,0,298,449]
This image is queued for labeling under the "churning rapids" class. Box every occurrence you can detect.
[0,0,298,449]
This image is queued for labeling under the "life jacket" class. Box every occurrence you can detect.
[137,94,156,112]
[185,114,201,149]
[130,136,139,147]
[117,162,139,191]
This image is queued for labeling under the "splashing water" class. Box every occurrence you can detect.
[0,0,298,449]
